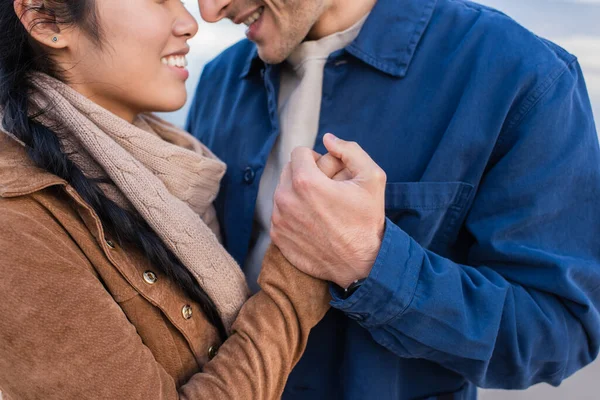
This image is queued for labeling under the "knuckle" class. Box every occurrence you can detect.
[273,189,284,206]
[373,167,387,183]
[273,190,290,212]
[316,153,330,168]
[270,229,280,244]
[292,172,311,192]
[271,209,282,226]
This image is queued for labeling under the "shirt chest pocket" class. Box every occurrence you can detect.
[385,182,474,255]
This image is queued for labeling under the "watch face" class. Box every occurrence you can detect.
[344,279,366,299]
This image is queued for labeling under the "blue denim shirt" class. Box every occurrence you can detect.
[187,0,600,398]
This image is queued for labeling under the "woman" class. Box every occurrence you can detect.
[0,0,339,398]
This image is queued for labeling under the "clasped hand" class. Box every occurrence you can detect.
[271,133,387,288]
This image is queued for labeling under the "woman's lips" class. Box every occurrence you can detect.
[161,55,189,80]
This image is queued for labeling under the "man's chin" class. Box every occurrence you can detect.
[256,45,291,65]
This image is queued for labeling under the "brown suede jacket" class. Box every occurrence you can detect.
[0,134,331,400]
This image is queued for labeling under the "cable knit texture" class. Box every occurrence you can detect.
[28,73,249,331]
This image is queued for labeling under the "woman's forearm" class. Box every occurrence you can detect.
[180,245,330,400]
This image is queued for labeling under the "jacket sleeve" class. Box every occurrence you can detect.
[181,246,331,399]
[329,59,600,389]
[0,198,330,399]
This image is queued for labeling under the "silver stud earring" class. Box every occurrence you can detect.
[51,36,58,43]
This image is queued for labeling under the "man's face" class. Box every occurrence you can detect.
[198,0,327,64]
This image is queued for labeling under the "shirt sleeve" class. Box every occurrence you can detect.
[330,59,600,389]
[0,196,329,400]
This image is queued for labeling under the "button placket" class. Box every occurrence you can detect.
[70,187,204,351]
[243,167,256,184]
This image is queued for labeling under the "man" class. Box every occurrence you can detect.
[187,0,600,398]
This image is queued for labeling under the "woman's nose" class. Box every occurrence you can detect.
[175,5,200,39]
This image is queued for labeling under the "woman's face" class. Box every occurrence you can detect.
[59,0,198,122]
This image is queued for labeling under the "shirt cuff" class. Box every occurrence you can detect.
[329,218,423,328]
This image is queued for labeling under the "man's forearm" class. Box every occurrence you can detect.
[330,220,600,389]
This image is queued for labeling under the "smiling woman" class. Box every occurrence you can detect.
[59,0,198,120]
[0,0,332,399]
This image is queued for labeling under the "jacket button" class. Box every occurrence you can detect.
[105,239,115,249]
[143,271,157,285]
[182,305,193,320]
[208,345,219,360]
[243,167,256,184]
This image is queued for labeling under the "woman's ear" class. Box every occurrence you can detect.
[13,0,69,50]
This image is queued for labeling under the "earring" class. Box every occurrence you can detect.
[51,36,58,43]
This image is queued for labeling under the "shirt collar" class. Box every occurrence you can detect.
[0,134,65,198]
[240,0,437,79]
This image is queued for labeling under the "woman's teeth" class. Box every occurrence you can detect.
[244,7,264,26]
[161,55,188,68]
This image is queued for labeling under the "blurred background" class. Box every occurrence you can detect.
[168,1,600,398]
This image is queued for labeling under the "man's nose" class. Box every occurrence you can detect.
[197,0,231,23]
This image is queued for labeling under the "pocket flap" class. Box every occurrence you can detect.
[385,181,473,210]
[384,181,474,254]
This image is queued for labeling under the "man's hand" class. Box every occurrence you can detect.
[271,133,387,288]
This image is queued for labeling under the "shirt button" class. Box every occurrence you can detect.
[208,345,219,360]
[348,312,364,321]
[105,239,115,249]
[243,167,256,184]
[182,305,193,320]
[143,271,158,285]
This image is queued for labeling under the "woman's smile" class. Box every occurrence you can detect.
[161,53,190,80]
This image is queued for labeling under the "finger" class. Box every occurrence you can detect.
[323,133,379,179]
[332,168,353,181]
[310,150,322,162]
[316,152,345,179]
[290,147,328,186]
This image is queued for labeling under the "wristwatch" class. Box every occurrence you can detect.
[340,278,366,299]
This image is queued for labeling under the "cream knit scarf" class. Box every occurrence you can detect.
[27,73,249,331]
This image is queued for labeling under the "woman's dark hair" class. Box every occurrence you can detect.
[0,1,227,341]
